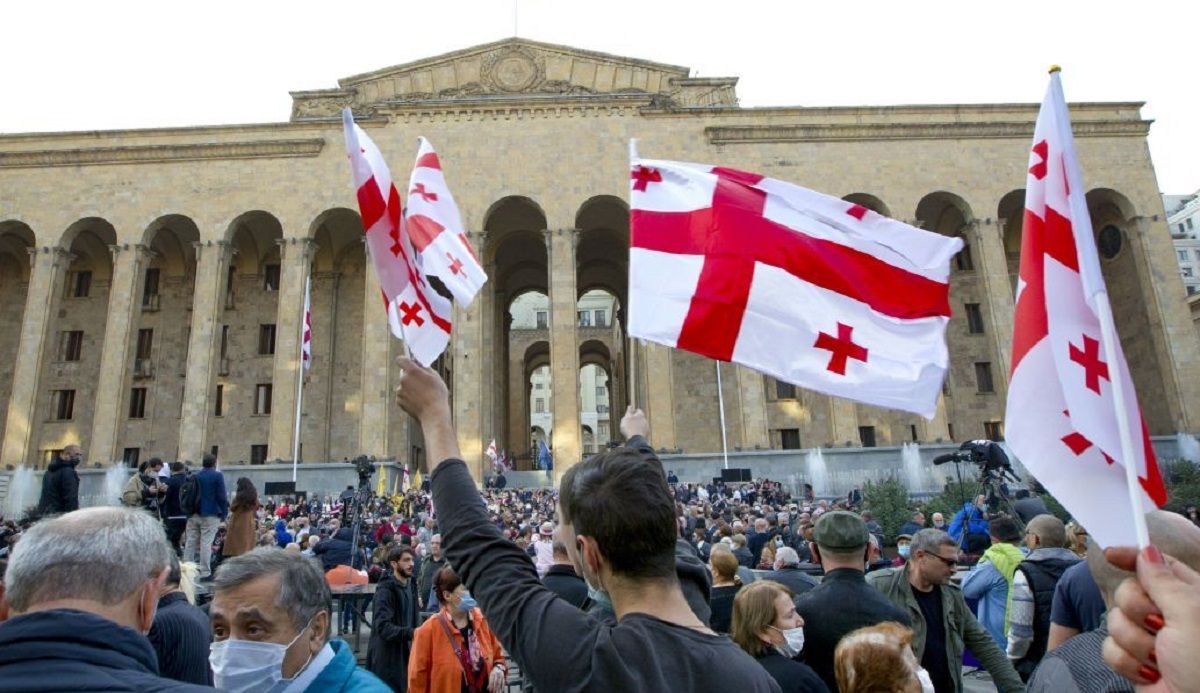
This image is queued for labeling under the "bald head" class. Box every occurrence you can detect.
[1088,511,1200,605]
[1026,515,1068,550]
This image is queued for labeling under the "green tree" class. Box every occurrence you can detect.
[862,477,912,544]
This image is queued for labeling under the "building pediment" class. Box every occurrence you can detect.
[290,38,737,120]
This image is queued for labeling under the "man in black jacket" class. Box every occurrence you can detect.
[0,507,213,691]
[415,533,445,609]
[37,445,82,515]
[161,462,189,555]
[148,553,212,685]
[542,539,588,609]
[367,545,420,691]
[395,358,780,693]
[314,527,356,572]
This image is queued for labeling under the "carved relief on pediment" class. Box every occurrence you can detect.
[481,46,545,93]
[290,90,376,119]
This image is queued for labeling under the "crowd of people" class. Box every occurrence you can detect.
[2,359,1200,692]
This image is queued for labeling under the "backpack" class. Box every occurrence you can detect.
[180,473,201,516]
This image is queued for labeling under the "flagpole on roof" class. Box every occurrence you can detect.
[715,361,730,470]
[291,273,311,482]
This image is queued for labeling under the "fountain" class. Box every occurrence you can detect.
[805,448,829,498]
[3,466,38,521]
[901,442,926,494]
[103,464,129,506]
[1176,432,1200,464]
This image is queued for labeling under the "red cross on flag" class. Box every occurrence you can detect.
[342,110,451,366]
[1005,70,1166,548]
[301,278,313,372]
[628,156,963,418]
[405,138,487,306]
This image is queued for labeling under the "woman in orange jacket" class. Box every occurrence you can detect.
[408,565,507,693]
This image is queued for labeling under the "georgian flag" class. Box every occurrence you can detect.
[301,278,313,372]
[628,157,962,418]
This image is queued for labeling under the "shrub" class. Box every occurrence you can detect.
[862,477,912,545]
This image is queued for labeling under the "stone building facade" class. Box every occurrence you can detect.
[2,39,1199,482]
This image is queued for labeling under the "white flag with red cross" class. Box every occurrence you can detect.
[301,278,313,372]
[628,156,963,418]
[1005,70,1165,548]
[342,109,451,366]
[405,138,487,306]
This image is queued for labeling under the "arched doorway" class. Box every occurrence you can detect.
[0,221,35,448]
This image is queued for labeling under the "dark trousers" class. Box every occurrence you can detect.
[164,518,188,555]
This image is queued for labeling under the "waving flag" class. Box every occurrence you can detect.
[342,109,451,366]
[1004,70,1165,548]
[628,155,962,418]
[301,278,313,372]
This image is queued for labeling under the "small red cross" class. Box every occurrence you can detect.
[1060,410,1114,464]
[1068,335,1109,394]
[814,322,868,375]
[410,183,438,202]
[1029,140,1048,180]
[389,227,403,257]
[399,301,424,327]
[631,166,663,192]
[846,204,868,221]
[446,253,463,275]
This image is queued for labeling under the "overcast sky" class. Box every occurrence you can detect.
[3,0,1195,192]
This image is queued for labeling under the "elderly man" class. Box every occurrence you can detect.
[209,548,389,692]
[764,546,818,599]
[37,444,82,515]
[0,507,213,691]
[1007,514,1081,680]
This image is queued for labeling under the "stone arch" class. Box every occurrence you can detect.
[842,193,891,218]
[506,294,550,469]
[579,338,615,453]
[997,189,1026,294]
[525,341,552,469]
[0,221,36,446]
[226,210,284,275]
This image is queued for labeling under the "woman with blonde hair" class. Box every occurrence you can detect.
[1064,521,1088,558]
[834,622,932,693]
[730,580,827,693]
[708,548,743,633]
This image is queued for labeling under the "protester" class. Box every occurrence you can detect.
[147,553,212,686]
[795,510,911,691]
[122,458,167,517]
[834,622,933,693]
[1045,559,1104,651]
[416,533,446,609]
[898,512,926,538]
[0,507,212,691]
[731,580,828,693]
[930,512,946,531]
[162,461,190,554]
[709,549,743,633]
[1007,514,1081,679]
[948,495,990,554]
[542,540,588,609]
[865,534,892,573]
[394,358,780,692]
[223,477,259,560]
[891,534,913,567]
[533,521,555,578]
[732,532,755,567]
[867,528,1023,692]
[408,565,506,693]
[368,545,421,691]
[183,453,229,580]
[275,518,295,548]
[1012,488,1050,526]
[765,546,818,600]
[37,444,82,515]
[961,516,1026,648]
[209,547,389,692]
[1064,521,1087,558]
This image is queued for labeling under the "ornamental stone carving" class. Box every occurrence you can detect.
[481,46,544,93]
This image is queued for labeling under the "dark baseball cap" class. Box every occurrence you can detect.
[813,511,870,550]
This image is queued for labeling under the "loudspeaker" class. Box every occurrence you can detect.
[264,481,296,496]
[720,468,752,482]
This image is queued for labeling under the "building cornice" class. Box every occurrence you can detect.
[705,119,1151,145]
[0,138,326,169]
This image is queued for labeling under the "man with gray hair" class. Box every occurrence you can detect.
[867,528,1023,692]
[209,547,388,692]
[1007,514,1080,680]
[0,507,213,691]
[764,546,818,599]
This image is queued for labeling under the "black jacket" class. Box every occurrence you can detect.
[315,527,356,571]
[0,608,214,692]
[162,472,188,519]
[416,555,446,609]
[542,564,588,609]
[147,592,213,686]
[756,652,830,693]
[38,457,80,515]
[765,567,820,600]
[367,571,420,692]
[794,568,912,691]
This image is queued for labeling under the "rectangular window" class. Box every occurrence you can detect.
[1189,218,1195,230]
[123,448,140,468]
[1179,250,1190,262]
[984,421,1005,441]
[210,445,220,459]
[136,329,153,360]
[263,264,281,291]
[596,386,606,398]
[535,311,548,329]
[1194,250,1200,262]
[59,330,83,362]
[1180,224,1187,234]
[955,244,974,272]
[68,270,92,298]
[255,384,272,415]
[595,309,607,327]
[948,423,956,440]
[1183,267,1194,278]
[259,324,277,355]
[975,362,995,394]
[534,382,543,390]
[780,429,801,450]
[1189,286,1197,296]
[220,325,230,359]
[535,398,545,413]
[577,310,591,327]
[965,302,985,334]
[597,404,609,414]
[142,268,160,304]
[52,389,75,420]
[129,388,147,418]
[911,424,919,442]
[250,444,268,465]
[775,379,797,400]
[215,384,224,417]
[859,426,877,448]
[598,423,609,440]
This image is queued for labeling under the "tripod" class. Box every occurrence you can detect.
[344,475,374,573]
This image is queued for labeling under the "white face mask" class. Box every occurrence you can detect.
[209,617,314,693]
[770,625,805,658]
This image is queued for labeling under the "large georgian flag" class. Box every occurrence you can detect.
[342,109,451,366]
[405,138,487,306]
[628,158,963,418]
[301,278,313,372]
[1005,71,1165,548]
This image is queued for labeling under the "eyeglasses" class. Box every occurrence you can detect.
[926,552,958,568]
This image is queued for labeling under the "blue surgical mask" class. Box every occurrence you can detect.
[209,616,314,693]
[586,581,612,611]
[898,544,911,558]
[457,591,478,611]
[770,625,805,658]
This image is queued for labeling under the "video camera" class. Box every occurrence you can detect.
[353,455,375,485]
[933,440,1021,484]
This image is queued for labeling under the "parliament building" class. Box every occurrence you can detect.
[1,39,1197,481]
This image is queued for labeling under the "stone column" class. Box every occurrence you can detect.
[546,228,581,478]
[919,393,952,442]
[2,247,71,466]
[641,341,677,450]
[89,243,153,463]
[736,366,770,449]
[268,238,315,461]
[359,247,391,459]
[179,240,234,462]
[828,396,859,447]
[969,220,1016,386]
[452,272,486,484]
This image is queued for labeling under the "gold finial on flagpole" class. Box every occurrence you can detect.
[1048,65,1062,74]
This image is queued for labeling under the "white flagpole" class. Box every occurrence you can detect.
[627,138,640,413]
[291,274,310,482]
[716,360,730,470]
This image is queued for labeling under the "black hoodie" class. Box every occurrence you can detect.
[38,456,80,515]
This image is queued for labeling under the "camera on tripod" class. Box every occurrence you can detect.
[933,440,1021,484]
[353,455,375,485]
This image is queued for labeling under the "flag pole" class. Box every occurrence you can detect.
[291,273,311,482]
[715,360,730,470]
[627,138,640,412]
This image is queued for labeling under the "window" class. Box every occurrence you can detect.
[984,421,1005,441]
[1189,286,1197,296]
[259,324,277,355]
[1189,218,1195,230]
[594,309,607,327]
[1183,267,1194,278]
[595,386,606,398]
[263,264,281,291]
[948,423,956,440]
[1181,224,1188,234]
[535,398,545,413]
[577,310,592,327]
[220,325,230,359]
[535,311,548,329]
[136,329,153,360]
[129,388,147,418]
[954,243,974,272]
[911,424,919,442]
[1179,250,1190,262]
[52,389,75,420]
[975,362,995,393]
[597,404,609,414]
[142,268,160,304]
[59,330,83,362]
[1194,250,1200,262]
[775,379,797,400]
[215,384,224,417]
[250,444,268,465]
[597,423,609,440]
[534,382,543,390]
[68,270,92,298]
[965,303,985,334]
[210,445,219,458]
[123,448,140,468]
[780,429,801,450]
[859,426,877,448]
[226,266,237,306]
[255,384,272,415]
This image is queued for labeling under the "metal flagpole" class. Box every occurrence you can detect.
[716,360,730,470]
[291,274,310,482]
[627,138,640,413]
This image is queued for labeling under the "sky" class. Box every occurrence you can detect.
[2,0,1196,193]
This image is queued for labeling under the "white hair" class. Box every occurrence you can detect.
[775,546,800,567]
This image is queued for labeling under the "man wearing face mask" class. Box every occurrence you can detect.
[208,547,389,693]
[37,444,83,515]
[0,507,214,691]
[367,545,421,691]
